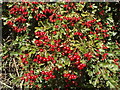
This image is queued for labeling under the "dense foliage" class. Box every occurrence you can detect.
[2,2,120,89]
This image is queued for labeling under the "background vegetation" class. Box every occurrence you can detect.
[1,2,120,89]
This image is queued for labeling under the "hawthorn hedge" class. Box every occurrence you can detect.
[1,2,120,89]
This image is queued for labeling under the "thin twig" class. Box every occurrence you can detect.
[0,81,13,89]
[13,58,19,77]
[20,80,24,89]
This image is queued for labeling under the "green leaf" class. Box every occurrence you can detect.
[106,81,116,88]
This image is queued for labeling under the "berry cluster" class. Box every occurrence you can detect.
[35,31,46,38]
[113,59,119,66]
[3,2,120,89]
[102,53,108,60]
[82,19,96,28]
[41,71,56,81]
[68,54,81,61]
[7,21,13,26]
[7,5,28,32]
[35,31,50,42]
[61,46,73,56]
[20,70,39,83]
[63,3,76,10]
[63,73,77,80]
[9,6,28,16]
[68,54,87,70]
[49,13,63,22]
[84,52,93,60]
[42,9,54,15]
[34,14,46,21]
[34,40,43,46]
[15,16,27,23]
[20,54,29,64]
[74,32,83,36]
[33,55,55,64]
[77,63,86,70]
[63,16,81,23]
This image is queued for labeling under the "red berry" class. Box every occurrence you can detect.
[62,52,65,56]
[41,71,45,75]
[24,61,28,64]
[27,73,30,76]
[114,59,119,62]
[75,60,80,65]
[25,54,29,57]
[33,59,38,62]
[25,78,28,82]
[20,77,24,80]
[68,55,72,58]
[65,50,68,53]
[19,55,23,58]
[39,48,44,52]
[52,75,56,79]
[70,57,74,61]
[73,55,77,59]
[55,25,59,28]
[52,60,56,64]
[43,58,47,62]
[57,48,61,52]
[76,57,80,60]
[30,70,34,74]
[38,61,41,64]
